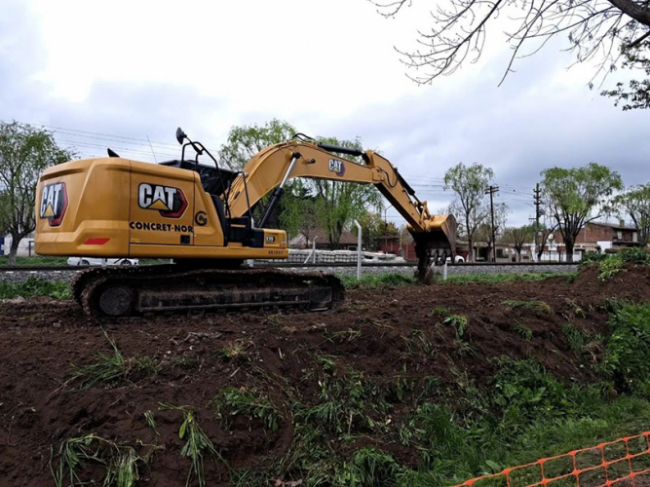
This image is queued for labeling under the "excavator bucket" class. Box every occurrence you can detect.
[412,215,457,282]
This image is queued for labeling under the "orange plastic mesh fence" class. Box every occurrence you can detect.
[455,432,650,487]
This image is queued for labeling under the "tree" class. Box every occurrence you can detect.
[370,0,650,87]
[444,162,494,262]
[218,121,383,249]
[474,202,508,261]
[502,225,535,262]
[355,210,400,250]
[602,41,650,110]
[218,119,295,170]
[611,184,650,246]
[541,163,623,262]
[0,121,73,264]
[312,137,383,249]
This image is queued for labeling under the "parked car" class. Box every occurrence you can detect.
[446,255,465,264]
[67,257,139,266]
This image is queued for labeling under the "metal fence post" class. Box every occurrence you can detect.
[353,220,362,281]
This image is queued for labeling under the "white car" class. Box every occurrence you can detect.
[67,257,139,266]
[446,255,465,264]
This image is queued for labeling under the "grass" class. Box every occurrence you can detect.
[214,387,281,434]
[561,323,586,352]
[69,331,158,389]
[0,277,70,299]
[340,272,574,289]
[340,272,417,289]
[0,256,68,266]
[502,299,552,314]
[512,322,534,341]
[445,272,574,284]
[444,315,468,340]
[50,433,155,487]
[159,403,222,487]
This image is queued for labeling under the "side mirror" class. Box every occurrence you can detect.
[175,127,187,145]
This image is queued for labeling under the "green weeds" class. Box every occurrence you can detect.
[50,434,156,487]
[502,300,552,314]
[68,332,158,389]
[444,315,468,340]
[512,323,534,341]
[214,387,281,434]
[0,277,70,299]
[340,273,416,289]
[561,323,586,352]
[159,403,221,487]
[336,447,402,486]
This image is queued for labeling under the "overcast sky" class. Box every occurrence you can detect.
[1,0,648,226]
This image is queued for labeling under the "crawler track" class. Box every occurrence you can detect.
[71,265,345,318]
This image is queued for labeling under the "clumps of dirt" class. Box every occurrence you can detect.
[0,264,649,485]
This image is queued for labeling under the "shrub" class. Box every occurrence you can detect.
[604,304,650,391]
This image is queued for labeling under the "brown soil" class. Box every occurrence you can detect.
[1,265,649,486]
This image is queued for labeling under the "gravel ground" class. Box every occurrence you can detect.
[0,263,577,284]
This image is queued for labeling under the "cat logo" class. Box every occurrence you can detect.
[40,182,68,227]
[265,235,276,243]
[138,183,188,218]
[328,158,345,177]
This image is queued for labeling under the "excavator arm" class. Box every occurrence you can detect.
[226,138,457,278]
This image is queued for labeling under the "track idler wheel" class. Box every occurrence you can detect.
[96,284,135,318]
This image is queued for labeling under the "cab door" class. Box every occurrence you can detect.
[129,163,195,247]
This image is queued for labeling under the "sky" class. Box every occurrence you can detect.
[1,0,648,227]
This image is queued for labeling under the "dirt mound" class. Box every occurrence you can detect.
[1,265,649,486]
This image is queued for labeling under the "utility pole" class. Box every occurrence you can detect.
[533,183,542,262]
[485,185,499,262]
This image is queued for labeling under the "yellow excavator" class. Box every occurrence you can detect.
[34,128,456,317]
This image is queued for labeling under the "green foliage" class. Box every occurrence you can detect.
[444,162,495,260]
[218,119,295,170]
[561,323,586,351]
[50,434,154,487]
[336,447,402,487]
[610,184,650,247]
[446,272,571,284]
[601,41,650,112]
[214,387,281,433]
[444,315,468,340]
[604,304,650,391]
[512,323,534,341]
[0,255,68,266]
[159,403,221,487]
[312,136,383,249]
[502,225,535,259]
[69,331,158,389]
[355,210,400,251]
[0,121,74,263]
[581,248,650,280]
[541,163,623,261]
[0,277,70,299]
[298,365,393,435]
[340,272,416,289]
[502,300,551,314]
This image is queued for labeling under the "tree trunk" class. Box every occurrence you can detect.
[565,240,575,263]
[8,234,20,265]
[468,236,474,262]
[517,249,521,262]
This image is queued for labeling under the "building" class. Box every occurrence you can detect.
[1,234,35,257]
[289,229,360,250]
[530,220,642,262]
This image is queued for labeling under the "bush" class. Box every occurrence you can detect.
[604,304,650,392]
[0,277,70,299]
